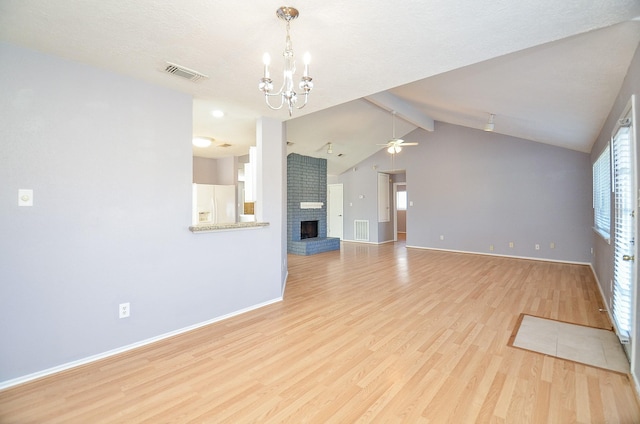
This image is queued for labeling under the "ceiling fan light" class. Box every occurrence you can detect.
[387,145,402,154]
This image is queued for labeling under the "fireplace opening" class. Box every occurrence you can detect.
[300,220,318,239]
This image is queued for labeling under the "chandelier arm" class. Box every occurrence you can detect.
[295,92,310,110]
[264,94,286,111]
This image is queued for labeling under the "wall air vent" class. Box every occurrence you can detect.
[164,62,209,82]
[354,220,370,241]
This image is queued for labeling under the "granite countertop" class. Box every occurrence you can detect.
[189,222,270,233]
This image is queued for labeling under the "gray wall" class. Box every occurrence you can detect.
[0,42,286,384]
[590,42,640,388]
[193,157,219,184]
[193,156,237,185]
[338,121,592,263]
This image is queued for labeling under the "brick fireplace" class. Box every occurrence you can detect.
[287,153,340,255]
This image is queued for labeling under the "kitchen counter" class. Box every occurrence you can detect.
[189,222,269,233]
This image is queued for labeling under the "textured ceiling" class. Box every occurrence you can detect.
[1,1,639,175]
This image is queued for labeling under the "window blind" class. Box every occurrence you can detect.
[593,146,610,239]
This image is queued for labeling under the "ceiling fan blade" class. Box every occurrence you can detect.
[402,142,419,146]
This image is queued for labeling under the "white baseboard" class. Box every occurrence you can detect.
[0,297,283,391]
[588,265,640,401]
[406,245,590,266]
[340,237,404,244]
[588,264,614,324]
[341,239,377,245]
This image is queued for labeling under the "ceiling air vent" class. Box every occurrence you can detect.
[164,62,208,82]
[218,143,232,148]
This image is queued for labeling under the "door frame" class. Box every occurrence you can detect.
[393,182,406,242]
[611,95,637,364]
[327,183,344,240]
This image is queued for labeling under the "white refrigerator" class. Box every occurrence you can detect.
[192,184,236,225]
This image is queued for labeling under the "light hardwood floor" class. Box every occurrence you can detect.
[1,241,639,423]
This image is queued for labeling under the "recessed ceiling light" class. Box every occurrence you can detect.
[192,137,213,148]
[211,110,224,118]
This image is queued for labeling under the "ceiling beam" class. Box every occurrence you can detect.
[364,92,435,132]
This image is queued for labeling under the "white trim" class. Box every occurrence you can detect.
[406,245,591,266]
[589,263,617,329]
[589,263,638,395]
[342,239,379,245]
[281,270,289,296]
[592,227,611,244]
[0,297,283,391]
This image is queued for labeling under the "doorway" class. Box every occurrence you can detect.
[328,183,343,239]
[393,181,407,242]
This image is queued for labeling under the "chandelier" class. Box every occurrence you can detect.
[259,6,313,116]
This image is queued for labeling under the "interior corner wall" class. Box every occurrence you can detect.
[216,156,237,185]
[193,157,219,184]
[193,156,237,185]
[0,42,284,385]
[337,121,592,263]
[590,41,640,388]
[337,163,381,243]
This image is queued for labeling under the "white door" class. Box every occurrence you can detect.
[612,97,636,359]
[328,184,343,239]
[378,173,390,222]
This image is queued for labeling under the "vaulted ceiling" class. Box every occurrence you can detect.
[1,1,639,175]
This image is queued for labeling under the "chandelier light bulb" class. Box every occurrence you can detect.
[303,52,311,77]
[262,53,271,78]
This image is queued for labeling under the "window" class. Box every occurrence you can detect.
[396,190,407,211]
[593,145,611,241]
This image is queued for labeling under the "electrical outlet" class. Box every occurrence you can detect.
[440,235,444,240]
[119,302,130,319]
[550,242,555,249]
[489,244,494,251]
[535,244,540,250]
[509,242,514,248]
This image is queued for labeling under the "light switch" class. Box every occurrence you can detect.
[409,201,414,206]
[18,189,33,207]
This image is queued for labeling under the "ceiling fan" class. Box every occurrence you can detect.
[377,111,419,154]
